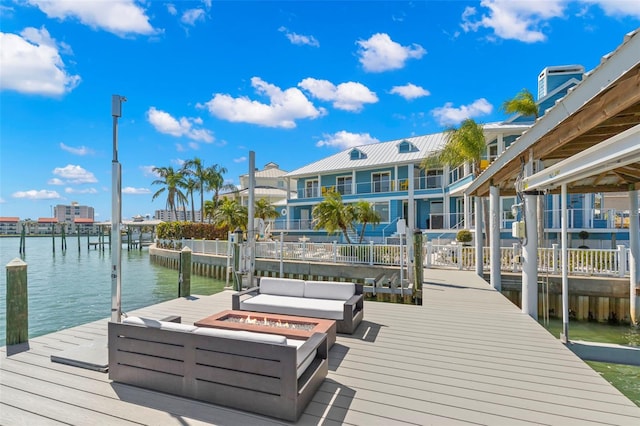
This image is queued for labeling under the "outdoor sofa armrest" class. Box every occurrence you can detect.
[297,332,328,369]
[344,293,364,316]
[232,286,260,310]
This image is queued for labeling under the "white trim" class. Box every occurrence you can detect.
[523,124,640,191]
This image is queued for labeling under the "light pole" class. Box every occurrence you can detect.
[111,94,126,323]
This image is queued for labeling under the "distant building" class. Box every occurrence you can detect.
[54,202,95,225]
[37,218,58,234]
[0,217,20,235]
[228,162,297,207]
[154,210,202,222]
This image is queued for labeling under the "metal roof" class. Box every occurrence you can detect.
[285,133,450,177]
[467,28,640,196]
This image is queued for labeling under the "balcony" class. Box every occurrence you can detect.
[297,176,444,199]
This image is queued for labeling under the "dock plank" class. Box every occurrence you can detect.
[2,268,639,425]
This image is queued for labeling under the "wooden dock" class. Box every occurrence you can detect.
[2,269,639,425]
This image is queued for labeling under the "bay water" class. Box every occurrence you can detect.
[0,236,225,345]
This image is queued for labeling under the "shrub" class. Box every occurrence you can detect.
[456,229,473,244]
[157,222,228,241]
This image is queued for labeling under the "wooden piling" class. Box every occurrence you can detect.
[179,246,192,297]
[6,258,28,345]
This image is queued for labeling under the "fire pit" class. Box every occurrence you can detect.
[194,310,336,347]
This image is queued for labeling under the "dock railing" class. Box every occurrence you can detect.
[158,238,631,278]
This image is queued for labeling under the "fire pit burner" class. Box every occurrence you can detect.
[221,314,315,331]
[194,310,337,347]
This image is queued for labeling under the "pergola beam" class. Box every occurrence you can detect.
[523,124,640,192]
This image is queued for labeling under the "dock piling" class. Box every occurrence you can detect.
[6,258,28,345]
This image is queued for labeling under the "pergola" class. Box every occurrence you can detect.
[466,29,640,334]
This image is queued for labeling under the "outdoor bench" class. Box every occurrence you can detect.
[108,316,328,421]
[232,277,364,334]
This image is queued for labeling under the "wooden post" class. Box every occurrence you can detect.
[179,246,192,297]
[6,258,28,345]
[77,225,81,252]
[413,230,423,298]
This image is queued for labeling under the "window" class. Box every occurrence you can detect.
[372,202,389,222]
[398,140,417,153]
[336,176,352,195]
[350,149,366,160]
[425,169,443,189]
[501,196,516,219]
[489,144,498,162]
[372,172,391,193]
[449,164,464,183]
[305,180,319,198]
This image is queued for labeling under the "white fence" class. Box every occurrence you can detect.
[162,238,631,278]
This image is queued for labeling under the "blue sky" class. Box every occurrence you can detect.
[1,1,639,221]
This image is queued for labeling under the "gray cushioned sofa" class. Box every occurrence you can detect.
[232,277,364,334]
[108,316,328,421]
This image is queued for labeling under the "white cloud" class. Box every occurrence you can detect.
[582,0,640,19]
[432,98,493,126]
[27,0,156,37]
[48,178,64,185]
[123,187,151,195]
[0,27,80,96]
[389,83,430,100]
[200,77,326,128]
[0,197,5,203]
[140,165,159,177]
[65,187,97,194]
[146,107,214,143]
[278,26,319,47]
[461,0,565,43]
[182,8,206,26]
[316,131,380,149]
[12,189,61,200]
[356,33,426,72]
[60,142,92,155]
[52,164,97,184]
[167,4,177,16]
[234,156,247,163]
[299,78,378,112]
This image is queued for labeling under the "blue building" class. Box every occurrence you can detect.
[276,65,633,246]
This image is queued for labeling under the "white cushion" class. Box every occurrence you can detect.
[193,327,287,345]
[287,339,317,379]
[259,277,305,297]
[123,316,197,332]
[241,294,344,320]
[304,281,355,300]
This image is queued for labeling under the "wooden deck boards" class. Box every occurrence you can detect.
[2,269,639,425]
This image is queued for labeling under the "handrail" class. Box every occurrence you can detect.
[158,238,631,278]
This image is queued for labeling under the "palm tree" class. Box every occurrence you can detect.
[254,198,279,221]
[182,157,207,222]
[351,200,381,243]
[421,118,488,240]
[502,88,539,119]
[502,88,544,247]
[151,166,188,221]
[212,198,248,231]
[203,200,216,223]
[205,164,236,208]
[312,190,354,243]
[183,176,198,222]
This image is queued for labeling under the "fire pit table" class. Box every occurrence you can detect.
[195,310,337,347]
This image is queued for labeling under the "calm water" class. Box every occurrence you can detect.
[0,237,226,345]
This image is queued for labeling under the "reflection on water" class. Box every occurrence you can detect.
[0,237,225,345]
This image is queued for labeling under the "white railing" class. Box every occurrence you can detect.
[159,238,631,277]
[424,242,630,277]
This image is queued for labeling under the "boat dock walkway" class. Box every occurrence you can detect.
[2,269,639,425]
